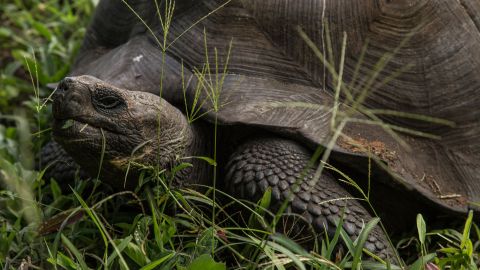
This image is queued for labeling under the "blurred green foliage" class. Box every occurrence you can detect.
[0,0,94,268]
[0,0,93,111]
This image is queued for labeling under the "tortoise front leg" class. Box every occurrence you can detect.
[224,137,393,259]
[38,140,89,182]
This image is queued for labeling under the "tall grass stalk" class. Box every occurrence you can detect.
[72,190,130,269]
[296,24,409,266]
[293,20,456,267]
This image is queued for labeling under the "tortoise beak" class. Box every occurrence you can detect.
[52,77,90,120]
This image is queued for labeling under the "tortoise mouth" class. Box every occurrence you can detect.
[53,116,120,138]
[52,118,114,145]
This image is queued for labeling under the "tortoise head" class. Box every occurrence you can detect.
[52,75,194,187]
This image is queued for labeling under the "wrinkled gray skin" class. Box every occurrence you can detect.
[47,75,395,260]
[52,75,209,188]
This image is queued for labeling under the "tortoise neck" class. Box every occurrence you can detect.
[171,120,213,187]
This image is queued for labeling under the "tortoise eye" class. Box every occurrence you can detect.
[93,90,125,112]
[97,95,121,109]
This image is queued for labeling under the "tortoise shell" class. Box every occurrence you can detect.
[69,0,480,215]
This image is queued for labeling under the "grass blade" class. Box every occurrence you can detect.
[61,234,90,270]
[107,236,133,268]
[351,217,380,269]
[409,253,437,270]
[72,189,130,269]
[139,252,174,270]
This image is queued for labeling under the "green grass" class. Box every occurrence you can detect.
[1,0,479,269]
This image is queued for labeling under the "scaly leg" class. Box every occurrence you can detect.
[225,138,394,259]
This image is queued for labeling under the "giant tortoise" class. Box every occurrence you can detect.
[41,0,480,260]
